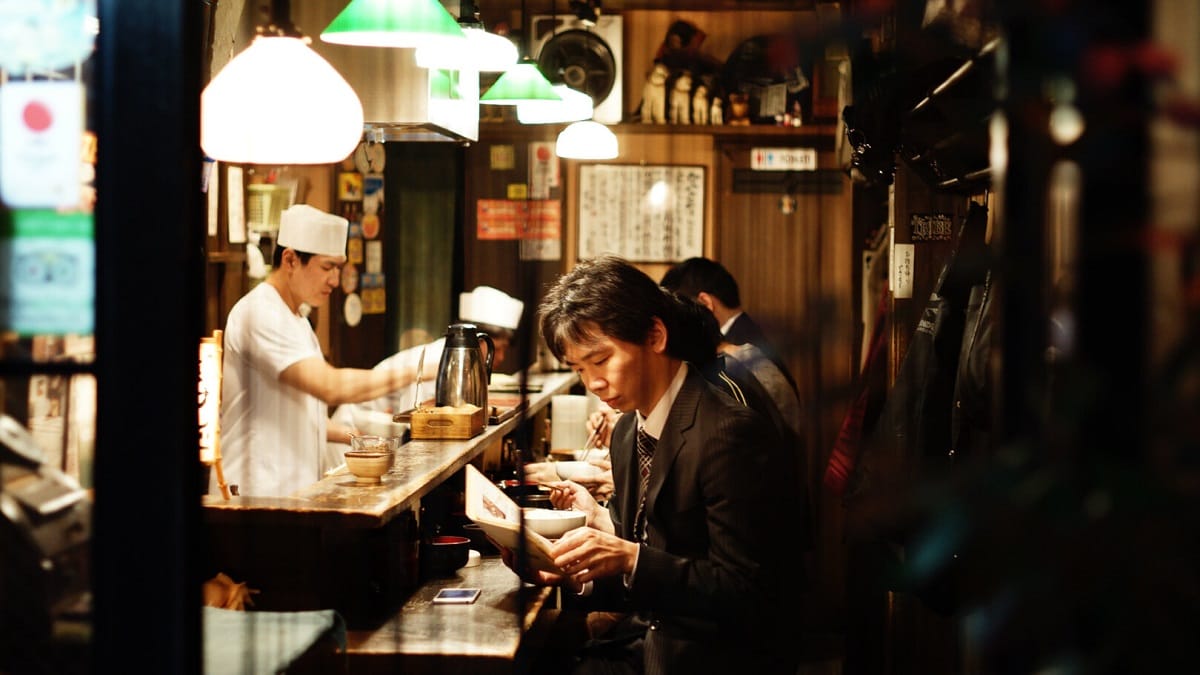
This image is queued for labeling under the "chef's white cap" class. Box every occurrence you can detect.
[277,204,348,257]
[459,286,524,331]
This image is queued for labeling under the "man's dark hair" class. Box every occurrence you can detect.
[538,255,674,361]
[665,292,721,365]
[271,244,315,267]
[659,257,741,308]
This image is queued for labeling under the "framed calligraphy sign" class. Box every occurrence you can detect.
[578,164,704,262]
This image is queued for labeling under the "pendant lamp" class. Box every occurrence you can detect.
[517,84,593,124]
[201,1,363,165]
[321,0,466,50]
[479,0,559,105]
[415,0,517,72]
[481,61,562,104]
[555,120,618,160]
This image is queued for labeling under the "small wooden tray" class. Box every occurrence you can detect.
[410,405,485,440]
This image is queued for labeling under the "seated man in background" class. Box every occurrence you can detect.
[660,256,799,399]
[510,255,804,674]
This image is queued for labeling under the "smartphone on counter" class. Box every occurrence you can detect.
[432,588,481,605]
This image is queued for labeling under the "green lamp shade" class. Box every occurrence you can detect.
[320,0,466,49]
[480,63,562,105]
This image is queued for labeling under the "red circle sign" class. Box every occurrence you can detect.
[23,101,52,132]
[362,213,381,239]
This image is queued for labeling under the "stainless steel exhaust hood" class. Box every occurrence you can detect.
[291,1,479,143]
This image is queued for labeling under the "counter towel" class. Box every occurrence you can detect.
[203,606,346,675]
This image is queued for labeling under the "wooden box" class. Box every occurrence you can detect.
[410,405,486,440]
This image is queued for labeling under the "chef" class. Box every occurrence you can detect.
[329,285,524,439]
[215,204,420,498]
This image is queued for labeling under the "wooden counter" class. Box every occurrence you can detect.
[202,370,578,628]
[335,557,555,674]
[202,370,578,529]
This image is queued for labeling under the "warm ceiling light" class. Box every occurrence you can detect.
[480,61,562,105]
[517,84,593,124]
[415,27,517,72]
[201,34,364,164]
[320,0,467,49]
[555,120,617,159]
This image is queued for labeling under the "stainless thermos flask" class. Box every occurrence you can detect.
[434,323,495,411]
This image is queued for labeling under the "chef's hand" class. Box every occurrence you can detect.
[551,527,639,585]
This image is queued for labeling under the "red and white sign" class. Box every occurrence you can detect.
[750,147,817,172]
[0,81,84,208]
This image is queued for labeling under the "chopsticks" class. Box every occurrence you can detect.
[579,414,607,463]
[412,344,427,411]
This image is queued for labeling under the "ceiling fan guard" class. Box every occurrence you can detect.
[536,29,616,104]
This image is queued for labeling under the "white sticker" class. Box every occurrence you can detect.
[343,292,363,327]
[892,243,915,299]
[0,81,84,208]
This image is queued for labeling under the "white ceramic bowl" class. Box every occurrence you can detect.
[569,448,610,462]
[554,460,605,481]
[522,508,586,539]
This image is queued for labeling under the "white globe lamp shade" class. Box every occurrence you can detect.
[555,121,618,160]
[517,85,594,124]
[201,36,364,165]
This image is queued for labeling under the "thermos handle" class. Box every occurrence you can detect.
[477,332,495,382]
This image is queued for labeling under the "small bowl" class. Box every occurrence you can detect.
[553,461,604,481]
[522,507,586,539]
[344,451,392,484]
[421,535,471,577]
[350,434,401,453]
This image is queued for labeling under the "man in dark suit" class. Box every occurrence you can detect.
[523,255,803,674]
[660,256,799,398]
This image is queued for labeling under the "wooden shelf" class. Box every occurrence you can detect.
[478,121,837,143]
[206,250,246,264]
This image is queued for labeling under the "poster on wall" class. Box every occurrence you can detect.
[529,142,560,199]
[578,165,704,262]
[476,199,561,241]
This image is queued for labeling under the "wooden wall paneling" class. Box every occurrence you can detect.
[462,128,564,373]
[714,139,854,647]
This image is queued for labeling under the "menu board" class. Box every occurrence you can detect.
[578,165,704,262]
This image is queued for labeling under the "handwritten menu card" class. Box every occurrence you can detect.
[578,165,704,262]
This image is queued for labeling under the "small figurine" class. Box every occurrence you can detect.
[692,84,709,125]
[710,97,723,125]
[641,63,669,124]
[669,71,693,124]
[728,92,751,125]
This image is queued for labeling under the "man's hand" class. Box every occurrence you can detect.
[550,527,639,585]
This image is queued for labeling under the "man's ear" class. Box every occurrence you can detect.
[648,316,669,354]
[695,292,717,312]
